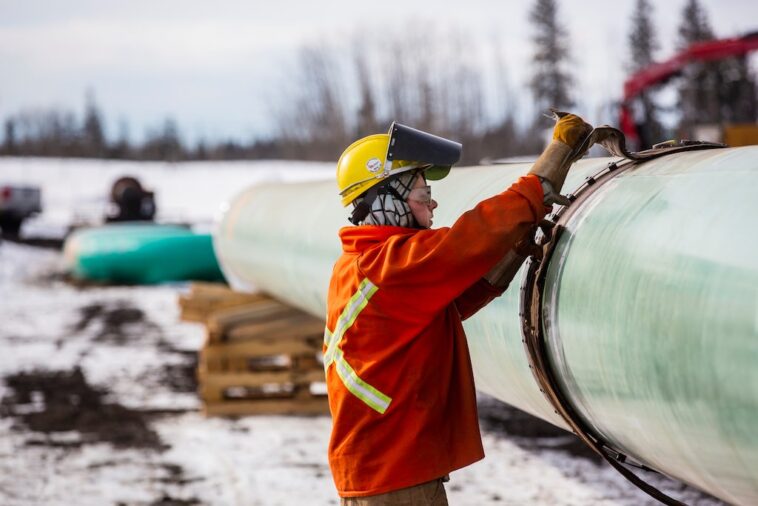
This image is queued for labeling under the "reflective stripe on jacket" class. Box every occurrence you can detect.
[325,175,546,497]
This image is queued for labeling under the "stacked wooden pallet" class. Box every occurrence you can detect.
[178,282,267,323]
[180,283,329,417]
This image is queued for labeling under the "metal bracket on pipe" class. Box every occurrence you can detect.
[519,157,637,425]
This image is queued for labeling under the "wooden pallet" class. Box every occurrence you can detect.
[179,282,267,323]
[181,283,330,417]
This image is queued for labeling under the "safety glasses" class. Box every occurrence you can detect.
[407,185,432,206]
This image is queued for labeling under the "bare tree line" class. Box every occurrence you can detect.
[271,25,541,164]
[0,96,290,162]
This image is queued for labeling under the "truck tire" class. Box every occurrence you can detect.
[111,176,143,203]
[0,216,22,237]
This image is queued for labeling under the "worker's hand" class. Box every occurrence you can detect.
[484,220,558,287]
[528,111,594,204]
[539,177,571,206]
[552,113,593,149]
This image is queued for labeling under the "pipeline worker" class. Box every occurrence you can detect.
[325,114,593,505]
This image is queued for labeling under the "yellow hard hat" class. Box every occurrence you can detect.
[336,122,462,207]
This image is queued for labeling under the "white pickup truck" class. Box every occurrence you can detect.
[0,184,42,236]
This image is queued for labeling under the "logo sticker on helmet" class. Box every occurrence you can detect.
[366,158,382,173]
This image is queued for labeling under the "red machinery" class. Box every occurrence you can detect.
[620,31,758,148]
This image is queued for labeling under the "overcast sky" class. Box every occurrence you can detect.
[1,0,756,144]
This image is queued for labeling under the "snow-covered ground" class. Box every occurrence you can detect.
[0,158,723,505]
[0,157,334,237]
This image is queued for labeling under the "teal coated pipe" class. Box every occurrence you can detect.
[64,223,225,284]
[214,147,758,505]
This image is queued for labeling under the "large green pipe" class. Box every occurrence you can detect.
[214,146,758,505]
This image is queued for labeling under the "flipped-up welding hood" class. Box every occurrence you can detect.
[387,122,462,180]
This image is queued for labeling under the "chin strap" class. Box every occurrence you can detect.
[349,186,380,225]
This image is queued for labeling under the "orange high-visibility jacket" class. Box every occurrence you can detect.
[324,175,546,497]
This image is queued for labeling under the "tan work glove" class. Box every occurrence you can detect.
[553,113,593,148]
[529,112,593,206]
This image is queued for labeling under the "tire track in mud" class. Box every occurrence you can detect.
[1,367,166,450]
[1,297,205,505]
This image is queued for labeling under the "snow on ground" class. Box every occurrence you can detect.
[0,157,334,236]
[0,158,725,505]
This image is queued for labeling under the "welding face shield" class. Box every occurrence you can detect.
[386,122,462,181]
